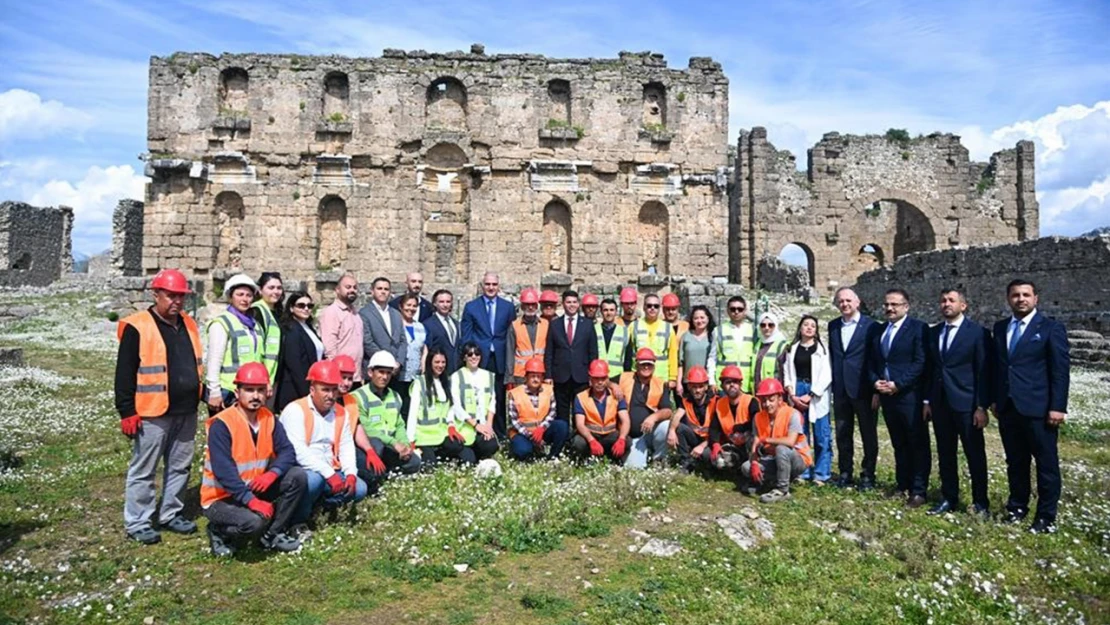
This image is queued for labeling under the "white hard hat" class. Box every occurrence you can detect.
[367,350,398,370]
[222,273,259,297]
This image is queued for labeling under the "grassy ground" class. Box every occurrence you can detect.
[1,288,1108,625]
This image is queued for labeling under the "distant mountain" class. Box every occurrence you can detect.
[1081,226,1110,237]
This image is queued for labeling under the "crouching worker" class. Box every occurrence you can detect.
[280,361,368,525]
[349,351,421,489]
[707,365,758,471]
[666,366,716,472]
[621,348,673,468]
[507,357,568,460]
[202,363,305,556]
[408,348,476,467]
[450,343,501,462]
[742,378,812,503]
[572,360,631,461]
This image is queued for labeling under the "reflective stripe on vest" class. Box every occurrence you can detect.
[632,320,672,381]
[512,318,549,378]
[716,321,756,391]
[208,312,263,393]
[452,368,494,445]
[410,378,451,447]
[351,385,402,440]
[681,396,713,439]
[714,394,753,444]
[618,372,665,411]
[117,310,203,417]
[577,390,618,436]
[251,300,282,383]
[752,339,785,388]
[296,397,348,470]
[754,404,812,466]
[200,406,275,508]
[596,323,628,373]
[508,385,553,438]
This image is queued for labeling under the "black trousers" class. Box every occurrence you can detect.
[833,392,879,480]
[493,372,507,438]
[998,401,1061,522]
[554,381,588,423]
[881,397,932,497]
[571,432,624,461]
[932,402,989,508]
[389,378,413,422]
[355,438,423,491]
[204,466,306,540]
[419,436,496,467]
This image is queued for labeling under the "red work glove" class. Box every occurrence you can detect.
[247,497,273,519]
[750,459,764,484]
[611,437,627,458]
[506,383,516,391]
[325,473,344,495]
[120,415,142,437]
[364,448,387,475]
[344,474,357,497]
[709,443,723,463]
[531,425,547,445]
[588,438,605,457]
[249,471,279,493]
[447,426,465,443]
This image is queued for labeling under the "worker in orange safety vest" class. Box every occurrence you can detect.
[571,360,631,461]
[741,378,813,503]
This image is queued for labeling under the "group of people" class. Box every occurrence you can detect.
[114,267,1069,558]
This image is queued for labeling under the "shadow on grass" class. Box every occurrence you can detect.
[0,519,46,556]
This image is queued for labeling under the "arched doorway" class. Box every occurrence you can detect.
[542,200,572,273]
[778,242,815,287]
[638,201,669,274]
[857,243,885,271]
[213,191,244,270]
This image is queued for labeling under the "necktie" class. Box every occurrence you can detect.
[446,316,456,344]
[941,324,952,357]
[566,316,575,345]
[1008,319,1022,355]
[881,323,894,356]
[486,299,495,333]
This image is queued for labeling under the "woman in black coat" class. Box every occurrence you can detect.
[274,291,324,411]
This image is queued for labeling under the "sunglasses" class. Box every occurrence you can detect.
[465,351,482,358]
[729,307,746,313]
[294,302,315,310]
[760,322,776,328]
[644,303,660,309]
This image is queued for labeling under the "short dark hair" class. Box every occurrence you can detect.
[940,287,967,303]
[600,298,617,308]
[885,288,910,302]
[372,276,391,288]
[1007,279,1036,295]
[257,271,283,290]
[399,292,420,307]
[432,288,453,303]
[562,289,579,301]
[727,295,747,306]
[644,293,661,303]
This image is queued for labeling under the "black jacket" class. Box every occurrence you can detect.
[275,320,322,411]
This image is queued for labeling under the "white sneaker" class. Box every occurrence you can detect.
[759,489,792,504]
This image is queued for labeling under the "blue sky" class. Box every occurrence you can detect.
[2,0,1109,258]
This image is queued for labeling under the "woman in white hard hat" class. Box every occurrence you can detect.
[205,274,263,414]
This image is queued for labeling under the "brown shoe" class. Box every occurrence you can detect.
[906,495,927,509]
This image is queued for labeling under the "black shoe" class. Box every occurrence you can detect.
[260,531,302,552]
[207,527,235,557]
[1001,508,1028,524]
[927,500,957,516]
[970,503,990,519]
[1029,517,1057,534]
[126,526,162,545]
[835,474,855,488]
[162,516,197,534]
[856,477,876,491]
[906,495,927,509]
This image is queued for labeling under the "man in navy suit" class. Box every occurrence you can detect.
[869,288,930,508]
[424,289,461,374]
[991,279,1069,534]
[828,287,881,489]
[545,290,599,422]
[461,272,515,436]
[389,272,435,323]
[923,288,990,517]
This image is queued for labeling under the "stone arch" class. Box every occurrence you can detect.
[420,142,468,193]
[642,82,667,128]
[542,200,572,274]
[851,190,939,271]
[779,242,815,287]
[547,79,571,125]
[317,195,348,270]
[213,191,245,270]
[322,71,350,119]
[219,67,249,112]
[638,201,669,274]
[425,77,468,131]
[857,242,885,270]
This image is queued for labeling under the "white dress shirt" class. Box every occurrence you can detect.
[375,301,393,335]
[839,312,861,349]
[1006,308,1037,347]
[939,314,964,353]
[279,398,356,478]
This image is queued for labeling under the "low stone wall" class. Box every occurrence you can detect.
[0,201,74,287]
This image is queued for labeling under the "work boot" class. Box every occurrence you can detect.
[288,523,314,544]
[207,527,235,557]
[162,516,197,534]
[759,488,792,504]
[260,531,302,552]
[126,526,162,545]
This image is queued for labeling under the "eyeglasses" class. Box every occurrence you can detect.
[882,302,906,308]
[644,304,660,309]
[760,322,776,328]
[729,307,746,313]
[294,302,315,310]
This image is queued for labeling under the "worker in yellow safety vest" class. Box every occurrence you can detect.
[714,295,757,393]
[629,293,676,382]
[595,298,628,381]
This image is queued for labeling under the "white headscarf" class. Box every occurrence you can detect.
[758,312,786,345]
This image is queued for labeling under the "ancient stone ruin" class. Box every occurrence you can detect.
[0,201,73,287]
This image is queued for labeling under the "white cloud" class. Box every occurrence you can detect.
[27,164,147,254]
[0,89,94,142]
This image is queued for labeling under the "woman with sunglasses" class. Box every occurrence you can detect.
[275,291,323,411]
[449,342,500,462]
[783,314,833,485]
[751,312,786,391]
[408,348,478,467]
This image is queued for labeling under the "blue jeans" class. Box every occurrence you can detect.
[624,421,671,468]
[294,470,368,524]
[797,380,832,481]
[510,420,569,460]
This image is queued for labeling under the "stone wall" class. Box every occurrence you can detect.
[756,255,816,301]
[112,199,144,276]
[0,201,74,287]
[852,236,1110,334]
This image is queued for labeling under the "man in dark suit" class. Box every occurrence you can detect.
[923,288,990,517]
[389,271,434,323]
[359,277,408,393]
[460,272,515,436]
[869,288,930,508]
[545,290,599,422]
[424,289,461,374]
[828,287,881,489]
[991,279,1069,534]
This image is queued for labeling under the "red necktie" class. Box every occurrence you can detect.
[566,316,575,345]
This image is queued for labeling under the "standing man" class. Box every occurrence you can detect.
[714,296,756,392]
[827,287,880,490]
[360,277,408,391]
[115,269,203,545]
[506,287,549,388]
[629,294,673,383]
[581,293,600,322]
[461,272,515,436]
[869,288,930,508]
[539,290,560,322]
[424,289,461,374]
[991,279,1069,534]
[390,271,434,323]
[617,287,639,327]
[924,288,990,517]
[662,292,688,397]
[596,298,629,381]
[319,273,364,383]
[545,290,599,423]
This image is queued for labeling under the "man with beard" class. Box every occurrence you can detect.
[319,274,365,383]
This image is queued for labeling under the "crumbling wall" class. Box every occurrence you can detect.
[757,255,816,302]
[0,201,74,287]
[111,199,144,276]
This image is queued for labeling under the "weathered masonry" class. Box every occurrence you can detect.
[0,201,73,288]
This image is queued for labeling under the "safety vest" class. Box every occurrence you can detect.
[751,339,785,389]
[715,321,756,392]
[753,404,812,466]
[452,367,494,445]
[512,318,549,378]
[577,390,619,436]
[200,406,275,508]
[409,378,451,447]
[350,384,405,444]
[618,372,665,412]
[251,300,282,384]
[596,323,629,375]
[208,311,264,393]
[681,395,715,439]
[631,319,672,381]
[508,385,554,438]
[117,310,203,417]
[714,394,753,445]
[295,397,350,470]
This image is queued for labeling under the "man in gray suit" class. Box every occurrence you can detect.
[360,277,408,391]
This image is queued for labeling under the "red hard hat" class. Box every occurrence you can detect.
[524,357,545,374]
[519,288,540,305]
[719,365,744,382]
[661,293,680,308]
[581,293,599,307]
[686,366,710,384]
[333,355,358,375]
[306,360,342,385]
[619,287,638,304]
[149,269,192,294]
[234,362,270,386]
[588,359,610,378]
[539,290,560,304]
[635,347,657,363]
[755,378,786,397]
